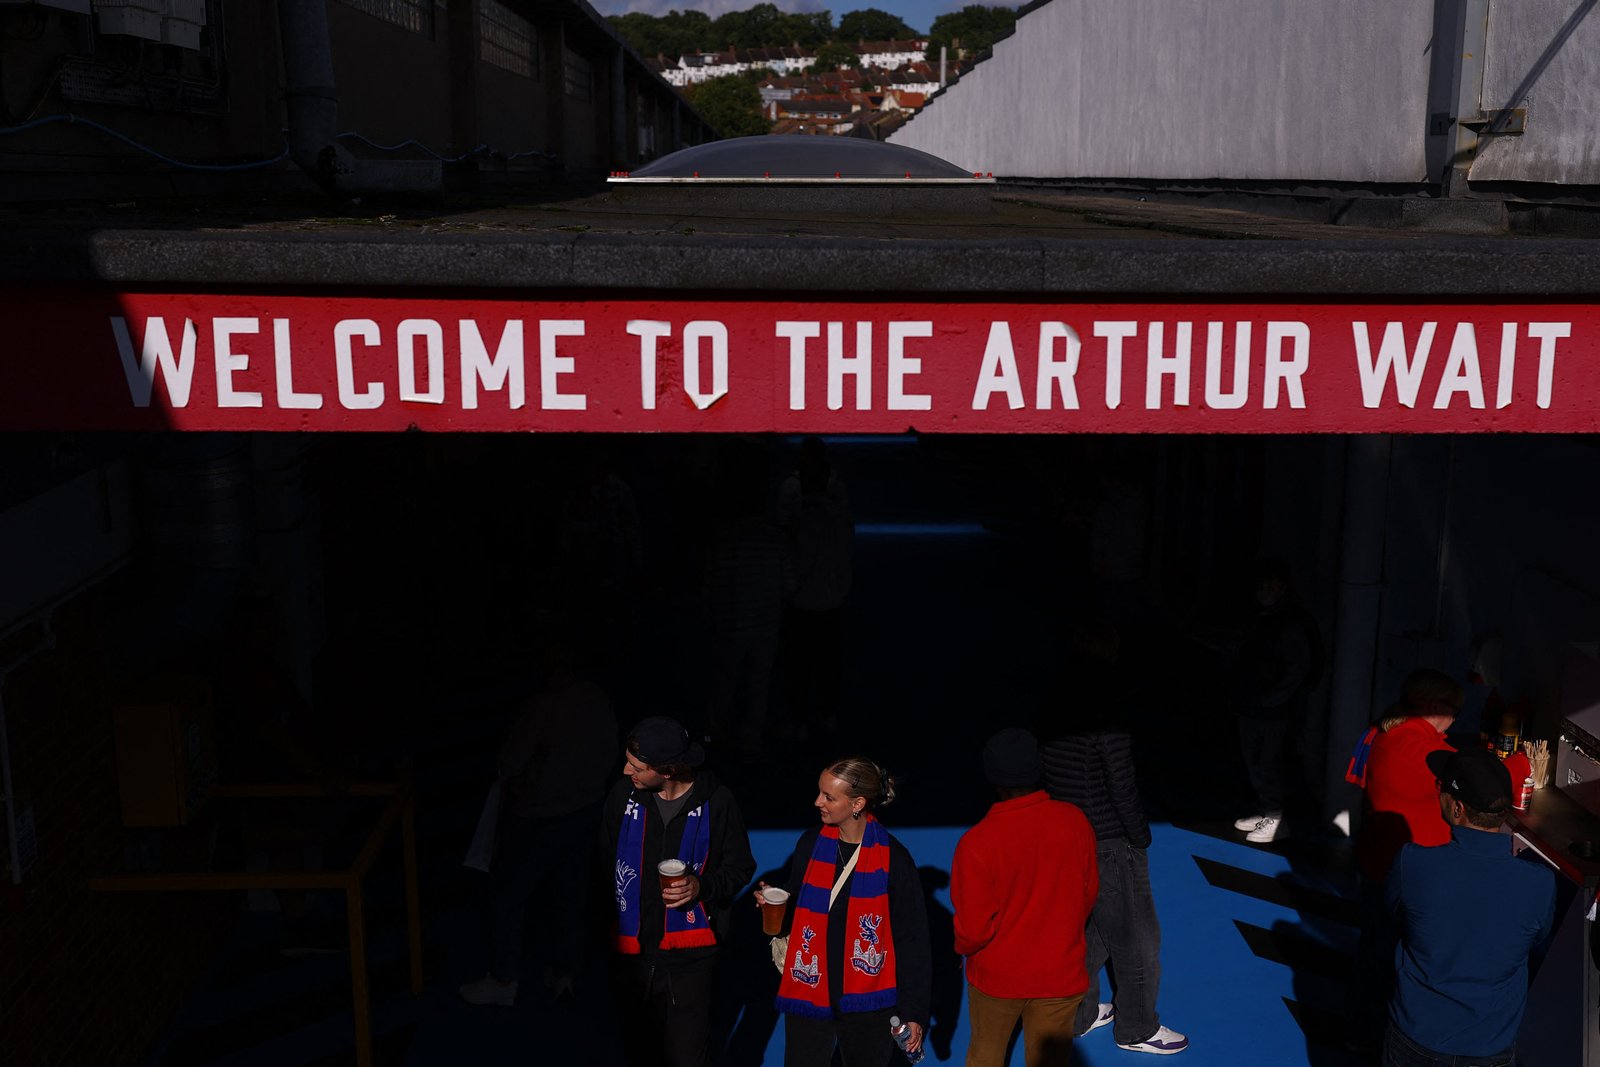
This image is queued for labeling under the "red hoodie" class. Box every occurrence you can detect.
[1356,717,1453,881]
[952,791,1098,999]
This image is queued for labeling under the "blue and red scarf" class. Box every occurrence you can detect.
[1346,725,1381,788]
[613,793,717,953]
[775,816,898,1019]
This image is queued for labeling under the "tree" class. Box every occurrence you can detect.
[810,41,861,73]
[713,3,834,49]
[689,75,772,138]
[838,8,918,41]
[609,10,715,58]
[926,4,1016,61]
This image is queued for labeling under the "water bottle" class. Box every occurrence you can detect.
[889,1015,924,1064]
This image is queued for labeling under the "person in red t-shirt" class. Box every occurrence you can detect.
[1351,668,1461,1052]
[1355,670,1461,882]
[952,729,1102,1066]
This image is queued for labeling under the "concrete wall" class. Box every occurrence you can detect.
[329,4,456,152]
[890,0,1435,181]
[1370,435,1600,737]
[1471,0,1600,184]
[479,62,548,160]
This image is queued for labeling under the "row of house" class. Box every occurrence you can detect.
[649,38,929,86]
[750,67,932,137]
[757,60,948,99]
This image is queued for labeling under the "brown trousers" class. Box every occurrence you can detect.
[965,983,1083,1067]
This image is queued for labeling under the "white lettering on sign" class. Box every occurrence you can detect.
[273,319,323,409]
[683,320,729,410]
[887,321,932,411]
[776,321,820,411]
[1434,323,1485,410]
[461,319,525,411]
[88,309,1580,428]
[1496,322,1517,410]
[972,322,1023,410]
[1145,321,1192,409]
[1036,322,1080,410]
[1264,322,1309,409]
[334,319,384,409]
[828,322,872,412]
[398,319,445,404]
[1205,322,1250,410]
[1527,322,1571,409]
[212,318,264,408]
[111,316,196,408]
[629,320,671,410]
[1354,321,1437,408]
[1356,320,1570,411]
[539,320,587,410]
[1094,321,1137,410]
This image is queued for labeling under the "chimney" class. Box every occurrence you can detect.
[939,45,947,87]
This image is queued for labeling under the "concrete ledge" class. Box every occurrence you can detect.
[8,228,1600,295]
[1337,197,1509,236]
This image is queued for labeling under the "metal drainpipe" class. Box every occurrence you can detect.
[1,677,20,886]
[1442,0,1490,197]
[612,44,627,168]
[278,0,352,190]
[1324,435,1393,827]
[1,618,55,887]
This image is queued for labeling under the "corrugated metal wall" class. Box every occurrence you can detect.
[892,0,1600,187]
[1471,0,1600,184]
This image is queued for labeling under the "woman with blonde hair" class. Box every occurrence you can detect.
[759,757,932,1066]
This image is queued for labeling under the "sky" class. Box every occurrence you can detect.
[590,0,1006,39]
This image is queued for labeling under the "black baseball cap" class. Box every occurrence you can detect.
[1426,747,1512,812]
[628,716,705,768]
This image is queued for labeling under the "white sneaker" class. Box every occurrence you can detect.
[1233,814,1266,832]
[1245,815,1282,843]
[1118,1025,1189,1055]
[1084,1002,1115,1034]
[459,975,518,1006]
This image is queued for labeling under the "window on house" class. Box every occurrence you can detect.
[480,0,537,78]
[336,0,434,36]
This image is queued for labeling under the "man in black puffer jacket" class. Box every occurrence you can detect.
[1037,624,1189,1057]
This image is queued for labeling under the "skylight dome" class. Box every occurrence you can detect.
[617,135,980,181]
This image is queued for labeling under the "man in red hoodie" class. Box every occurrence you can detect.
[952,728,1099,1067]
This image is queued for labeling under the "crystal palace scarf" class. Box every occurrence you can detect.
[775,816,897,1018]
[613,793,716,953]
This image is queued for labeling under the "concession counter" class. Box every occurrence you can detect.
[1508,658,1600,1067]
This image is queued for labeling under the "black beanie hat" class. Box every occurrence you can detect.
[983,728,1042,789]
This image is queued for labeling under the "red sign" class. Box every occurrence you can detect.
[2,289,1594,432]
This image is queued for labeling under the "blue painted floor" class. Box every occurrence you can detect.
[148,817,1367,1067]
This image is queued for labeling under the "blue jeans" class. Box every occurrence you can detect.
[1383,1026,1516,1067]
[1073,840,1162,1045]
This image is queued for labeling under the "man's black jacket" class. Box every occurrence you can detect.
[597,769,756,969]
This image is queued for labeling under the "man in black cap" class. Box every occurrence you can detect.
[1384,748,1555,1067]
[601,716,754,1067]
[951,728,1101,1066]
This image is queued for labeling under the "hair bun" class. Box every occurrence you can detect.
[876,764,898,808]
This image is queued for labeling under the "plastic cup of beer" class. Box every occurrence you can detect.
[759,887,791,935]
[658,858,688,891]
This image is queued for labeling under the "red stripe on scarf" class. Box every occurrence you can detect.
[775,818,897,1019]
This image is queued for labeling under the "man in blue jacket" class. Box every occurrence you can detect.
[1385,747,1555,1067]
